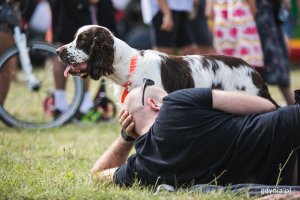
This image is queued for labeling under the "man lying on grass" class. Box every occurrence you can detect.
[91,80,300,187]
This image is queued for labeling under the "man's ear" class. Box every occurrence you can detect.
[147,98,161,111]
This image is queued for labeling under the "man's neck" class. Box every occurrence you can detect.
[140,123,153,136]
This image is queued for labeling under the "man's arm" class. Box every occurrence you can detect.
[156,0,174,31]
[212,90,276,114]
[91,110,135,181]
[205,0,213,18]
[90,137,134,181]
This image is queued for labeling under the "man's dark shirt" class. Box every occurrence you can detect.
[114,88,300,187]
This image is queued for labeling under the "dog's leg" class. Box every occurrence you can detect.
[251,71,280,108]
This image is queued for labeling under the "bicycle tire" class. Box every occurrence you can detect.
[0,41,84,129]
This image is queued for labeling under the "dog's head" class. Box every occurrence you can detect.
[56,25,115,80]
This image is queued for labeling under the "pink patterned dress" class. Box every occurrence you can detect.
[213,0,263,67]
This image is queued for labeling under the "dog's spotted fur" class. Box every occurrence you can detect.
[56,25,278,106]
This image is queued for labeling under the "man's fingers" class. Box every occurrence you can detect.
[119,110,129,124]
[161,23,170,31]
[161,15,173,32]
[118,108,126,119]
[118,110,135,136]
[121,114,133,128]
[161,23,173,32]
[125,122,135,135]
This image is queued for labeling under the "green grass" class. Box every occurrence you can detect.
[0,68,299,199]
[0,124,253,199]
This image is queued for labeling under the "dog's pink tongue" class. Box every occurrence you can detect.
[64,65,73,78]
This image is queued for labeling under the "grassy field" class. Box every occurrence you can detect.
[0,124,253,199]
[0,68,299,199]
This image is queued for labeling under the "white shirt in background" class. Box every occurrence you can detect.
[29,0,52,33]
[141,0,193,24]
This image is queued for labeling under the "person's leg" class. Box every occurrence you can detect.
[295,90,300,104]
[0,61,12,105]
[53,57,69,112]
[79,79,94,114]
[256,7,294,105]
[0,31,17,105]
[53,57,67,90]
[277,26,295,105]
[177,12,198,55]
[53,57,94,114]
[279,86,295,105]
[188,0,214,55]
[151,11,198,55]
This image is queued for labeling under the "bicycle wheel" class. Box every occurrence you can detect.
[0,41,84,129]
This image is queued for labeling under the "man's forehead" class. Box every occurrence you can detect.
[123,88,142,109]
[124,91,138,106]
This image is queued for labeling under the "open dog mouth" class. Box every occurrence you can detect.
[64,63,88,79]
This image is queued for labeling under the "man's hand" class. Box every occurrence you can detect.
[90,136,134,182]
[118,108,138,139]
[161,13,174,32]
[157,0,174,32]
[90,109,137,182]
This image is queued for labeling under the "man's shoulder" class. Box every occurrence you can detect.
[166,87,211,97]
[163,88,212,107]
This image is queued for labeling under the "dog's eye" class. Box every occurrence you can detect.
[78,34,87,41]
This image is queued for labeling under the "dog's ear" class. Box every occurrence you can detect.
[87,29,115,80]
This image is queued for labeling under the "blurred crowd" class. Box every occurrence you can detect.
[0,0,300,115]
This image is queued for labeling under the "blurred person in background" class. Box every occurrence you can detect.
[255,0,295,105]
[141,0,198,55]
[280,0,299,68]
[189,0,213,54]
[50,0,117,119]
[0,0,26,105]
[116,0,151,50]
[123,0,151,49]
[281,0,300,39]
[22,0,51,40]
[207,0,264,68]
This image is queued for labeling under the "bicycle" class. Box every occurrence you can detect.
[0,1,84,129]
[72,78,117,123]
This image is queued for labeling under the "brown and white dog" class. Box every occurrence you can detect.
[56,25,278,106]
